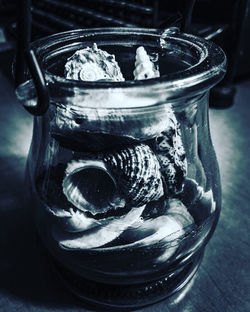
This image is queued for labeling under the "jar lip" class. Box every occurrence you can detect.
[32,27,227,96]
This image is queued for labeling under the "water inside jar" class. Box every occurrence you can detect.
[31,40,218,286]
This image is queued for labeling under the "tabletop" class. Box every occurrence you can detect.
[0,69,249,312]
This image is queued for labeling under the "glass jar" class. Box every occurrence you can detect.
[16,28,226,309]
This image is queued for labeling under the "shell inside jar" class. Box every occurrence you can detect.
[64,43,125,82]
[46,44,197,254]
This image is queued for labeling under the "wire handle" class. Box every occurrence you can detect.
[24,49,50,115]
[15,0,50,116]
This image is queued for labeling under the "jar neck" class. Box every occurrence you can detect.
[16,28,226,113]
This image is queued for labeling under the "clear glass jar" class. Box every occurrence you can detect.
[16,28,226,309]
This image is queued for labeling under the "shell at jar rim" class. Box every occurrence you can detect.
[16,27,226,121]
[133,46,160,80]
[64,43,125,82]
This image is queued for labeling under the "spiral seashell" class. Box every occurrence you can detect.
[133,46,160,80]
[78,63,105,81]
[104,143,164,207]
[64,43,125,82]
[62,159,126,216]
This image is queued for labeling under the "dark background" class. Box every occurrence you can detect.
[0,1,250,311]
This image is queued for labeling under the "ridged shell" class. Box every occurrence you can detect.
[133,46,159,80]
[64,43,124,82]
[104,143,164,207]
[152,106,187,195]
[62,159,126,215]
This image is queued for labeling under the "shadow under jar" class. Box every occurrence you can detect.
[16,27,226,309]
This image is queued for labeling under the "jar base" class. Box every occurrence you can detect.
[51,252,203,310]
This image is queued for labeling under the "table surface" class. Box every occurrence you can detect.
[0,69,249,312]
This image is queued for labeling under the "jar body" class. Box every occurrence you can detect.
[25,91,220,308]
[20,28,225,309]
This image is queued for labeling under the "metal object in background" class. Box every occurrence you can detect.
[6,0,250,110]
[29,0,196,39]
[191,0,250,107]
[14,0,197,116]
[15,0,49,115]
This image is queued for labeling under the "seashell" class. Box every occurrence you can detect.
[78,62,107,81]
[111,198,194,253]
[64,43,124,82]
[178,178,203,208]
[166,198,195,228]
[133,46,160,80]
[156,154,187,195]
[52,205,145,250]
[104,143,164,207]
[62,159,126,216]
[47,205,102,233]
[51,103,171,149]
[52,43,167,144]
[62,143,163,216]
[151,105,187,195]
[179,179,216,225]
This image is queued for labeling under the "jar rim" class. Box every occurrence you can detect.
[31,27,227,100]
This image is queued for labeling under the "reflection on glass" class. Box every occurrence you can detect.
[16,28,226,309]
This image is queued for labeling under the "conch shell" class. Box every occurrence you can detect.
[64,43,124,82]
[62,143,164,217]
[133,46,159,80]
[103,143,164,207]
[62,159,126,216]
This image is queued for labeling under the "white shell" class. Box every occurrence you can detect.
[52,205,145,249]
[102,198,194,253]
[64,43,124,82]
[51,103,171,144]
[133,46,160,80]
[47,205,102,233]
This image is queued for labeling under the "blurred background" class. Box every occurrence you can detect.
[1,0,250,106]
[0,1,249,312]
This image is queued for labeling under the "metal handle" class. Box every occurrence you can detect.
[15,0,50,116]
[24,49,50,115]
